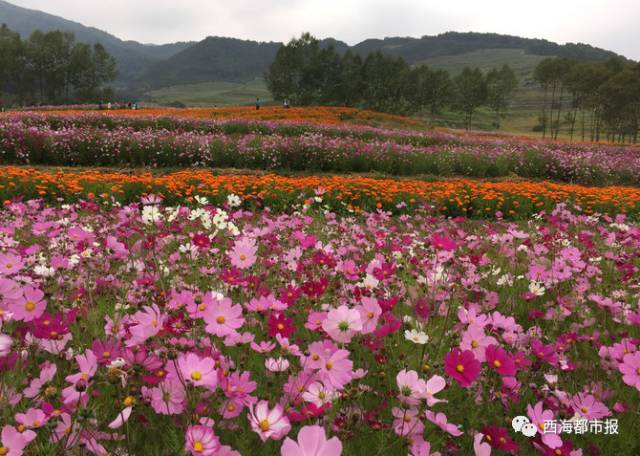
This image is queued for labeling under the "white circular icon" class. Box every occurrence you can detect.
[511,415,529,432]
[521,423,538,437]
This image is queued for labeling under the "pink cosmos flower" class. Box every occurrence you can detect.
[126,304,166,347]
[65,349,98,385]
[23,362,57,398]
[280,425,342,456]
[619,352,640,389]
[265,357,290,372]
[15,408,47,429]
[176,353,218,390]
[150,379,186,415]
[527,402,562,449]
[203,297,244,337]
[485,345,517,377]
[0,253,23,276]
[460,325,497,362]
[396,370,427,406]
[473,433,491,456]
[229,237,257,269]
[108,406,133,429]
[357,297,382,334]
[571,393,611,420]
[424,410,463,436]
[322,305,362,343]
[1,425,34,456]
[302,382,335,408]
[185,425,220,456]
[7,286,46,322]
[318,349,353,389]
[424,375,447,407]
[248,401,291,442]
[444,348,481,388]
[250,340,276,353]
[0,334,11,357]
[392,408,424,437]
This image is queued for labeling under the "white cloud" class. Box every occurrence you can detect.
[6,0,640,59]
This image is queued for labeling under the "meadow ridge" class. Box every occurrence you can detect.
[0,107,639,456]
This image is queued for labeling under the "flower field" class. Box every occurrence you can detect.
[2,112,640,185]
[1,108,640,456]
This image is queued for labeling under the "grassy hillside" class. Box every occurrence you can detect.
[143,79,272,107]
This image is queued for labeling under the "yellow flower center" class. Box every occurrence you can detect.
[319,391,326,400]
[0,447,8,456]
[216,316,225,324]
[486,435,492,442]
[493,360,502,368]
[227,404,236,411]
[367,311,374,319]
[191,371,202,381]
[259,419,270,431]
[123,396,134,407]
[456,364,465,373]
[325,361,333,370]
[580,406,588,414]
[403,415,412,422]
[5,263,12,269]
[239,254,247,261]
[555,450,562,456]
[198,304,206,311]
[33,419,41,427]
[25,301,36,311]
[277,323,284,330]
[102,351,111,358]
[312,354,320,361]
[193,441,204,452]
[471,340,479,349]
[17,424,25,433]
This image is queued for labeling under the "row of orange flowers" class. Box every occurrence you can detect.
[1,167,639,217]
[0,106,422,127]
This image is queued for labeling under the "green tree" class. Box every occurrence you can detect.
[454,67,487,130]
[485,64,517,129]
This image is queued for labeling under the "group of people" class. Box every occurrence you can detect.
[98,101,139,110]
[255,98,291,110]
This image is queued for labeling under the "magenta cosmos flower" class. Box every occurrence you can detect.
[203,297,244,337]
[248,401,291,442]
[485,345,517,377]
[7,286,46,322]
[177,353,218,390]
[321,305,362,343]
[280,425,342,456]
[444,348,481,388]
[619,352,640,390]
[185,425,220,455]
[229,237,258,269]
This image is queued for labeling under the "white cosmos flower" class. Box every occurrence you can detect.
[265,357,289,372]
[227,193,241,208]
[528,281,546,297]
[141,205,162,225]
[404,329,429,345]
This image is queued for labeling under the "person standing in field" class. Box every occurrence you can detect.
[256,98,261,110]
[283,98,290,109]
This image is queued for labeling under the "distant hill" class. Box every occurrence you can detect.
[0,0,193,83]
[0,0,632,96]
[351,32,623,63]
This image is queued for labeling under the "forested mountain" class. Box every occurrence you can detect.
[0,0,631,92]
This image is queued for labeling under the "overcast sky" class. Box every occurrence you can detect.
[7,0,640,60]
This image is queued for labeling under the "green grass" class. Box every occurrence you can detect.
[144,78,272,107]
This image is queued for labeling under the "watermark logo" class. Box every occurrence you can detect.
[512,415,619,437]
[512,416,537,437]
